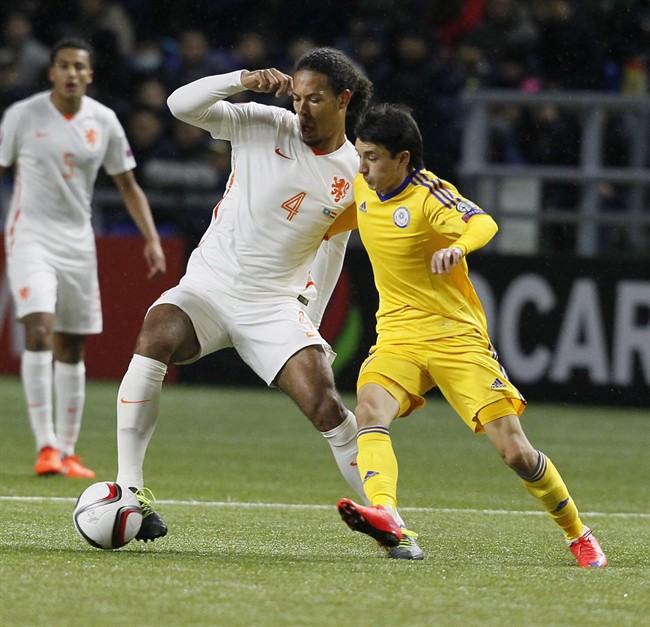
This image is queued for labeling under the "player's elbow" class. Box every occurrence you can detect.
[167,90,195,122]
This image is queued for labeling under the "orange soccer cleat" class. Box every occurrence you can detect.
[337,498,402,548]
[60,454,96,478]
[569,528,608,568]
[34,446,63,476]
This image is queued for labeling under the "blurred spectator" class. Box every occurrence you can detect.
[336,17,391,86]
[144,119,220,191]
[529,0,605,90]
[126,107,174,169]
[73,0,136,57]
[435,0,486,50]
[285,36,316,69]
[0,11,50,103]
[128,38,166,80]
[600,0,649,92]
[517,103,582,250]
[133,77,169,112]
[380,29,465,179]
[163,28,234,91]
[462,0,538,70]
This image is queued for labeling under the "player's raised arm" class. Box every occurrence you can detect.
[167,71,247,130]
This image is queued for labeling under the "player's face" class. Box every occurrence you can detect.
[292,70,349,151]
[49,48,93,103]
[355,139,411,196]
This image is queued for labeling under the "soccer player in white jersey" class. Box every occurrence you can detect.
[115,48,421,557]
[0,39,166,478]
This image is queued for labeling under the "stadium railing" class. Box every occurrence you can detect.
[458,90,650,257]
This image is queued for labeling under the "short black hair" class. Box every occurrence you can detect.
[293,47,373,116]
[355,103,424,170]
[50,38,94,67]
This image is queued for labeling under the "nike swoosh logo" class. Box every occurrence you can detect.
[275,148,293,160]
[120,397,151,404]
[36,132,48,138]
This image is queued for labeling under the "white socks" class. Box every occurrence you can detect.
[21,350,55,451]
[54,360,85,456]
[116,354,167,488]
[322,409,407,526]
[322,410,370,505]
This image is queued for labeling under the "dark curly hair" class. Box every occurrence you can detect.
[294,47,373,117]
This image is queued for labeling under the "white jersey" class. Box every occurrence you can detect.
[0,91,136,258]
[167,72,357,301]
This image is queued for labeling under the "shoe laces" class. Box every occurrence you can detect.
[132,487,157,518]
[570,530,603,563]
[397,528,419,547]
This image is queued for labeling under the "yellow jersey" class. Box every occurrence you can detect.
[353,169,498,344]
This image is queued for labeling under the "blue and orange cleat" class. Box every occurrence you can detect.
[569,528,607,568]
[337,498,402,548]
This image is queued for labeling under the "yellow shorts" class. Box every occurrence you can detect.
[357,330,526,433]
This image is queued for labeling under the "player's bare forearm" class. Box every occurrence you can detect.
[241,69,293,97]
[112,170,166,277]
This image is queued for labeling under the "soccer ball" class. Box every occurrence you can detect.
[72,482,142,550]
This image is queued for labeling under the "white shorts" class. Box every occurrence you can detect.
[151,280,334,385]
[6,242,102,334]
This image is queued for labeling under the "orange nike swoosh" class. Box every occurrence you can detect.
[36,132,48,138]
[120,397,151,404]
[306,332,317,337]
[275,148,293,160]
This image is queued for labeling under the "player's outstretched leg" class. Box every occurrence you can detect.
[130,487,168,542]
[337,498,402,548]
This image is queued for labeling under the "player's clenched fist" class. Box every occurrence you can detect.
[431,246,464,274]
[241,68,293,97]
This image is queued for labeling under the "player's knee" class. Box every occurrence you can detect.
[499,443,536,473]
[354,397,375,427]
[25,323,53,351]
[306,392,347,432]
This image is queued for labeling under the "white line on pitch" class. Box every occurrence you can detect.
[0,495,648,518]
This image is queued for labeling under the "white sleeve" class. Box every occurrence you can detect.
[306,231,351,329]
[167,71,246,133]
[0,104,22,168]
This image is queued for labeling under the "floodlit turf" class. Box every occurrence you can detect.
[1,375,649,626]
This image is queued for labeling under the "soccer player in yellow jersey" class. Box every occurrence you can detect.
[334,103,607,567]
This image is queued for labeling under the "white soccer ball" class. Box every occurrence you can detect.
[73,482,142,550]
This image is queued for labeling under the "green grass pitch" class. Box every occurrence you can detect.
[1,375,649,626]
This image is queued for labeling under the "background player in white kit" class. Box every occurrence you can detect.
[115,48,422,558]
[0,39,166,478]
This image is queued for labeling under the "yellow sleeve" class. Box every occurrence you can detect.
[325,203,358,240]
[452,213,498,255]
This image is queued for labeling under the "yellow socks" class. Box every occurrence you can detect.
[519,450,585,541]
[356,426,398,510]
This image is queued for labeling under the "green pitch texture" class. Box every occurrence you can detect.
[1,376,648,626]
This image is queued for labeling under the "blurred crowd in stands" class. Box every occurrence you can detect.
[1,0,648,247]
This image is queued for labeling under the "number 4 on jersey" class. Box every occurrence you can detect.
[281,192,306,221]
